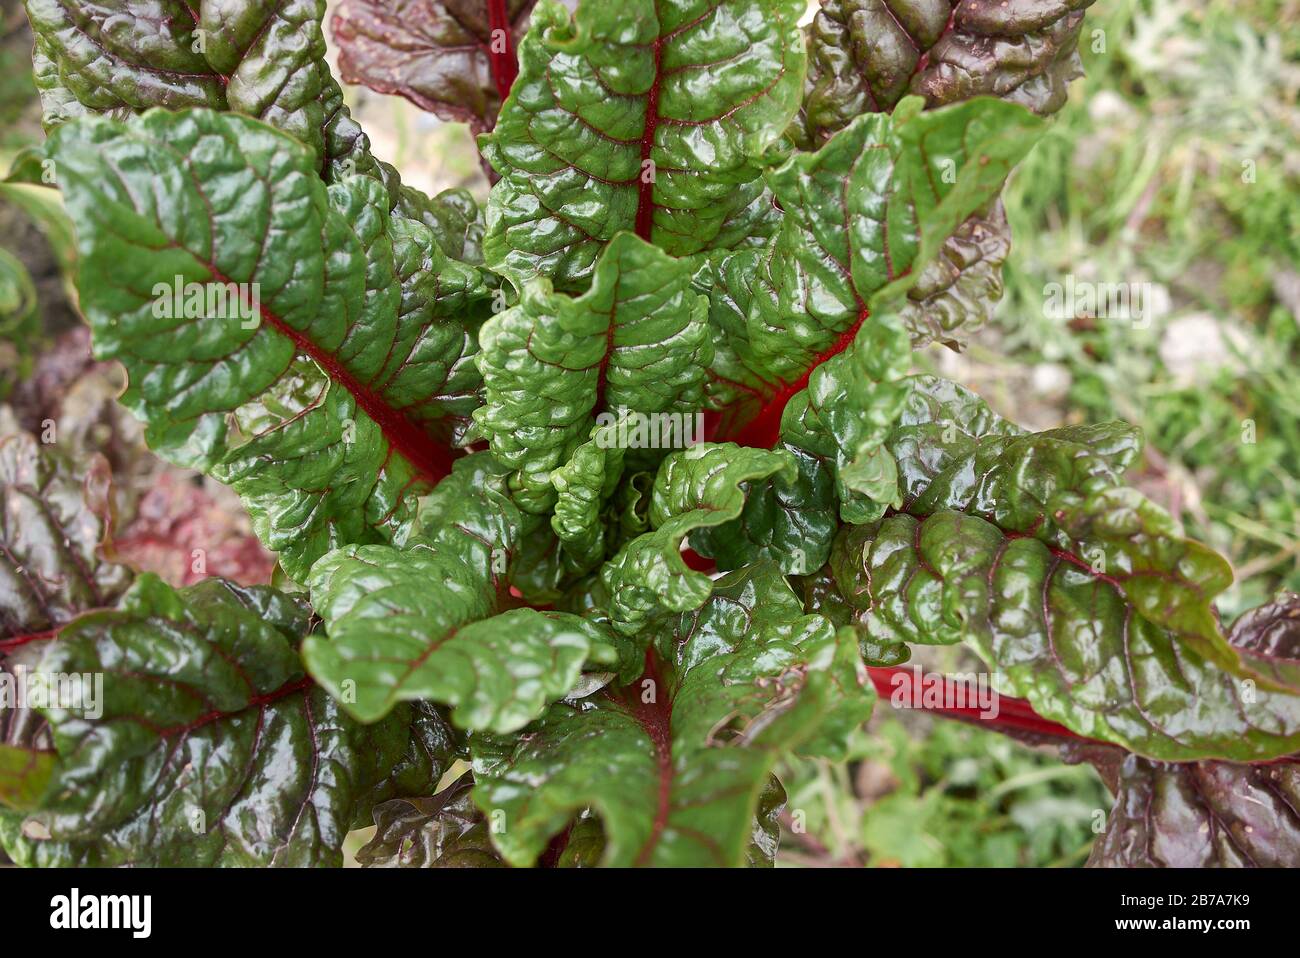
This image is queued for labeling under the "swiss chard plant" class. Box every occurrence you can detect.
[1,0,1297,868]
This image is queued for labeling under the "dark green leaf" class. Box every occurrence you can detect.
[356,775,505,867]
[25,0,389,185]
[834,377,1300,761]
[472,562,872,866]
[598,443,795,634]
[794,0,1097,148]
[47,109,491,578]
[0,575,452,866]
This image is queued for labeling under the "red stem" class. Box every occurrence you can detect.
[866,666,1300,765]
[486,0,519,102]
[205,264,456,484]
[634,38,665,241]
[866,665,1094,744]
[0,629,58,653]
[722,307,869,449]
[606,651,674,866]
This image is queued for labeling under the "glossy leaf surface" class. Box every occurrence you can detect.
[0,576,453,866]
[473,562,872,866]
[481,0,807,290]
[46,109,490,578]
[832,378,1300,761]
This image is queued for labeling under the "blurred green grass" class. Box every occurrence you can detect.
[996,0,1300,618]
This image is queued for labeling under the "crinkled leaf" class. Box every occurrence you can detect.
[47,109,490,578]
[25,0,388,185]
[550,414,632,574]
[794,0,1096,148]
[703,96,1041,464]
[777,307,912,522]
[474,232,710,512]
[690,441,838,575]
[1066,742,1300,868]
[691,304,912,573]
[895,201,1009,348]
[481,0,807,291]
[304,451,628,727]
[0,576,453,867]
[599,443,795,635]
[1227,592,1300,695]
[835,377,1300,761]
[743,98,1044,410]
[0,432,132,638]
[746,773,786,867]
[308,566,618,731]
[473,562,872,866]
[357,775,505,867]
[333,0,535,133]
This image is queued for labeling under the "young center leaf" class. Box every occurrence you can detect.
[0,576,456,867]
[689,303,912,575]
[599,443,796,635]
[829,377,1300,761]
[45,109,493,579]
[480,0,808,291]
[472,562,873,867]
[474,232,711,512]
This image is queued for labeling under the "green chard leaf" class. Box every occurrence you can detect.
[794,0,1098,148]
[46,109,491,579]
[689,94,1043,568]
[0,576,455,867]
[474,232,711,513]
[0,433,134,809]
[549,415,635,575]
[832,377,1300,762]
[304,453,626,728]
[472,561,872,866]
[742,97,1044,409]
[599,442,796,635]
[895,201,1010,348]
[481,0,807,291]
